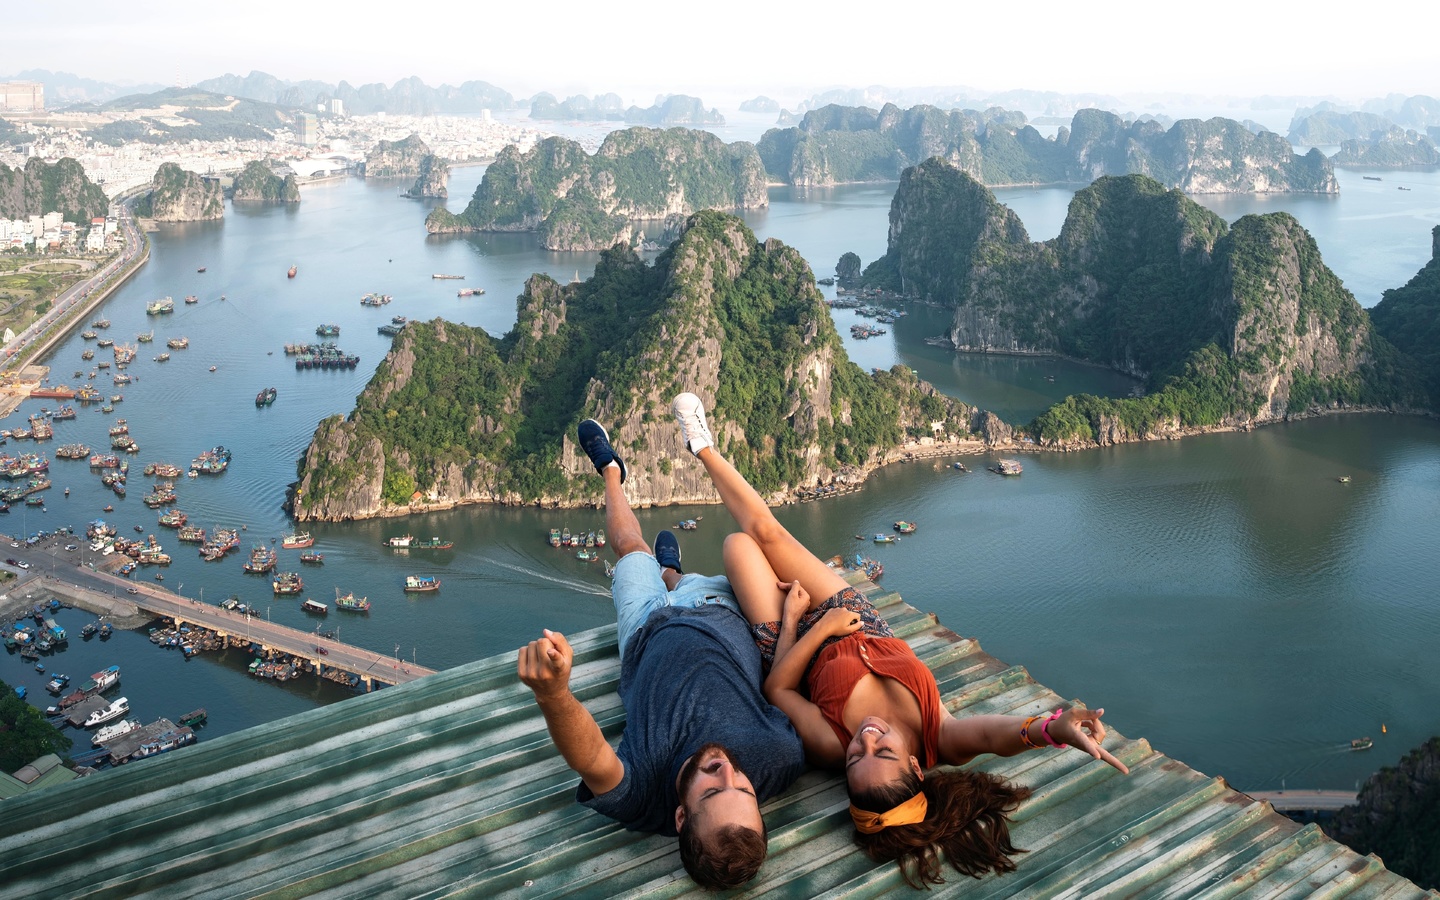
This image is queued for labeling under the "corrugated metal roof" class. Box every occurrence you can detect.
[1,575,1434,899]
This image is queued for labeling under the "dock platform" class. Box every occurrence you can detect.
[0,573,1433,898]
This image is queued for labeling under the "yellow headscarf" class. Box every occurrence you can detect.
[849,793,929,833]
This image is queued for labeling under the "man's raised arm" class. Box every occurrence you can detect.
[517,629,625,795]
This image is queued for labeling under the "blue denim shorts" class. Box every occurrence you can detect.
[611,550,741,658]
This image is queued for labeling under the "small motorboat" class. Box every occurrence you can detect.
[1350,737,1374,751]
[103,504,113,512]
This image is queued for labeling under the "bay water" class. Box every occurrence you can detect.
[5,163,1438,794]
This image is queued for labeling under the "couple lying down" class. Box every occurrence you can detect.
[517,393,1128,889]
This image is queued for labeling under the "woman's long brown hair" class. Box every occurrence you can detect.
[849,768,1033,888]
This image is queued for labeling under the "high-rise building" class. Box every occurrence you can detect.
[0,81,43,112]
[296,113,318,147]
[329,98,344,116]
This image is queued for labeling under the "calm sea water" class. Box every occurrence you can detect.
[5,165,1439,794]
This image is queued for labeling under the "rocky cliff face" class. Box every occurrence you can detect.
[425,128,768,250]
[364,134,433,178]
[146,162,223,221]
[0,157,109,223]
[231,160,300,202]
[405,155,449,199]
[759,105,1336,193]
[1326,737,1440,891]
[1369,225,1440,404]
[291,212,978,520]
[863,159,1419,445]
[1331,128,1440,167]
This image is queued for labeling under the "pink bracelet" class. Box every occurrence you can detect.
[1041,708,1067,747]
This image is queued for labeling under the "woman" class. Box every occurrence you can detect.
[670,392,1130,886]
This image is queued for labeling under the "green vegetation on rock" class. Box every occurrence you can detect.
[1326,736,1440,891]
[292,212,971,518]
[140,162,223,221]
[1369,226,1440,404]
[1331,129,1440,167]
[0,157,109,224]
[759,104,1335,193]
[863,159,1425,446]
[231,160,300,202]
[425,128,767,250]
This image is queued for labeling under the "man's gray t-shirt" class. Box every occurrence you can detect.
[577,604,804,835]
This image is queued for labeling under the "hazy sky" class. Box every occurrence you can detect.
[6,0,1435,106]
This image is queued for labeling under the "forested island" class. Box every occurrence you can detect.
[1369,227,1440,402]
[133,162,223,221]
[423,128,767,251]
[758,104,1336,192]
[291,212,973,520]
[230,160,300,203]
[1327,736,1440,891]
[1330,128,1440,167]
[527,93,723,126]
[860,158,1428,447]
[0,157,108,223]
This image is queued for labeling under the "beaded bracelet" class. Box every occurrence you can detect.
[1041,708,1067,747]
[1019,715,1044,750]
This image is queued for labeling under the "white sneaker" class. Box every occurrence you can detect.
[672,392,714,457]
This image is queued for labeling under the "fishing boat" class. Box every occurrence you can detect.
[45,672,70,693]
[404,575,441,592]
[287,265,298,278]
[255,387,277,407]
[145,298,174,315]
[280,531,313,548]
[81,349,94,360]
[360,292,392,306]
[191,446,232,475]
[1350,737,1374,750]
[548,527,562,547]
[334,589,369,611]
[386,534,415,548]
[242,544,277,574]
[82,330,98,340]
[83,696,131,728]
[272,572,303,594]
[595,530,605,547]
[457,288,485,297]
[576,548,597,561]
[432,273,464,279]
[184,294,199,303]
[153,353,170,362]
[410,537,453,549]
[137,330,154,342]
[299,551,324,565]
[177,525,206,543]
[677,518,700,531]
[989,459,1024,476]
[872,533,896,544]
[197,267,207,273]
[300,598,327,614]
[316,324,341,337]
[158,509,188,528]
[893,521,917,534]
[178,708,207,727]
[167,336,189,349]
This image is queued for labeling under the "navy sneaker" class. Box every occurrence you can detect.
[577,419,626,483]
[654,529,682,574]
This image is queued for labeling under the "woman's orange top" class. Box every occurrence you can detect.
[807,635,943,767]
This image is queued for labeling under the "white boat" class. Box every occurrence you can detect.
[92,717,141,746]
[83,696,130,728]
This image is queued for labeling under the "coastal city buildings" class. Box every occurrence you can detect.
[0,109,551,196]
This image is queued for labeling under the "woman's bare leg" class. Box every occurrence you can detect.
[695,444,849,606]
[723,532,786,624]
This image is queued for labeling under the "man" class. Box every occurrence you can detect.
[516,419,804,889]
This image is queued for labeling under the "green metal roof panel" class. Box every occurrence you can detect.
[0,575,1434,899]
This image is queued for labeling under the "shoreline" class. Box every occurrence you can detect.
[1,573,155,630]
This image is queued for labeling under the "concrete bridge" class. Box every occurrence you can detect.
[121,578,437,690]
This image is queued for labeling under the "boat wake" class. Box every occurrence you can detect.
[478,557,610,597]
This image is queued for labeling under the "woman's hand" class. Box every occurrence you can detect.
[1050,707,1129,774]
[819,606,863,639]
[778,580,810,622]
